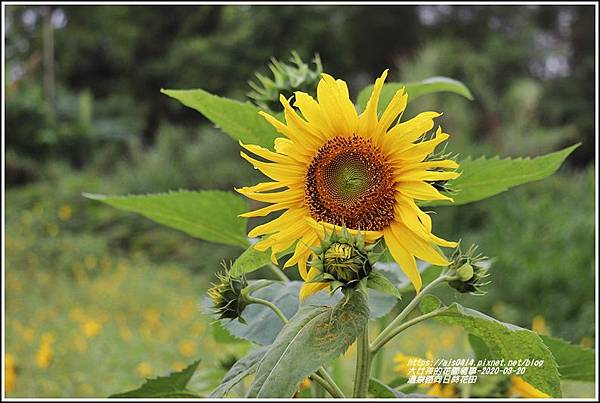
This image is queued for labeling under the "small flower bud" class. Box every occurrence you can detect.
[447,244,491,295]
[248,51,323,112]
[309,225,382,292]
[208,263,250,323]
[456,262,474,282]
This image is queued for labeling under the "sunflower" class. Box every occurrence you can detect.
[236,70,459,300]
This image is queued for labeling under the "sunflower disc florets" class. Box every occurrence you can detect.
[208,263,250,323]
[446,244,491,295]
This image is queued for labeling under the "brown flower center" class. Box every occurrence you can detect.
[305,135,396,231]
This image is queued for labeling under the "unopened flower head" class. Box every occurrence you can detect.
[208,263,250,323]
[447,244,490,295]
[302,225,382,298]
[248,51,323,112]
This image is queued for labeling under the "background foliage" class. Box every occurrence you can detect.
[4,4,595,397]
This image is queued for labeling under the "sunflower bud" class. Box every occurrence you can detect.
[446,244,490,295]
[310,226,382,292]
[208,264,250,323]
[248,51,323,112]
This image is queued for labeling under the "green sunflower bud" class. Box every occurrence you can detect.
[446,244,491,295]
[208,263,250,323]
[310,225,382,292]
[248,51,323,112]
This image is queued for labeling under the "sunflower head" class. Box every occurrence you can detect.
[308,226,382,293]
[208,264,250,323]
[237,69,461,299]
[446,244,490,295]
[248,51,322,112]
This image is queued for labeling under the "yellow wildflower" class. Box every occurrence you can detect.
[81,319,102,338]
[178,340,197,357]
[36,332,55,369]
[136,362,153,378]
[5,354,17,393]
[57,205,72,221]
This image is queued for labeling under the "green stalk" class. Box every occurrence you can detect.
[370,308,445,353]
[246,295,288,324]
[370,274,450,354]
[352,326,372,397]
[268,263,290,282]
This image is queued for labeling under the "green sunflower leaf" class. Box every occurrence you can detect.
[161,88,279,149]
[420,301,561,397]
[425,143,580,207]
[209,346,270,397]
[539,335,595,383]
[247,288,369,397]
[367,271,402,299]
[230,245,273,277]
[469,333,595,383]
[230,244,295,277]
[368,378,405,398]
[356,76,474,114]
[83,190,249,248]
[110,360,201,398]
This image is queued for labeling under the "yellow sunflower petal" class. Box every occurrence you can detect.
[316,74,358,136]
[293,91,333,138]
[390,222,450,266]
[382,111,441,157]
[235,187,304,204]
[280,95,327,148]
[239,201,297,218]
[384,227,422,293]
[299,267,329,301]
[395,181,454,202]
[376,87,408,136]
[248,209,306,238]
[284,231,320,268]
[358,69,389,139]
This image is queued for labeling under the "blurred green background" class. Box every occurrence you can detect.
[4,4,595,398]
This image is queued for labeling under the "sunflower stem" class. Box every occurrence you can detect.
[310,373,343,398]
[245,296,288,324]
[352,325,372,397]
[370,308,446,353]
[370,275,449,354]
[268,263,290,282]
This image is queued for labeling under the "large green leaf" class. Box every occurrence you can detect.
[209,347,269,397]
[110,360,200,398]
[161,89,279,149]
[230,244,295,277]
[426,144,579,207]
[247,289,369,397]
[356,77,473,114]
[470,333,595,383]
[83,190,249,248]
[230,245,272,277]
[540,335,595,383]
[421,297,561,397]
[205,281,396,346]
